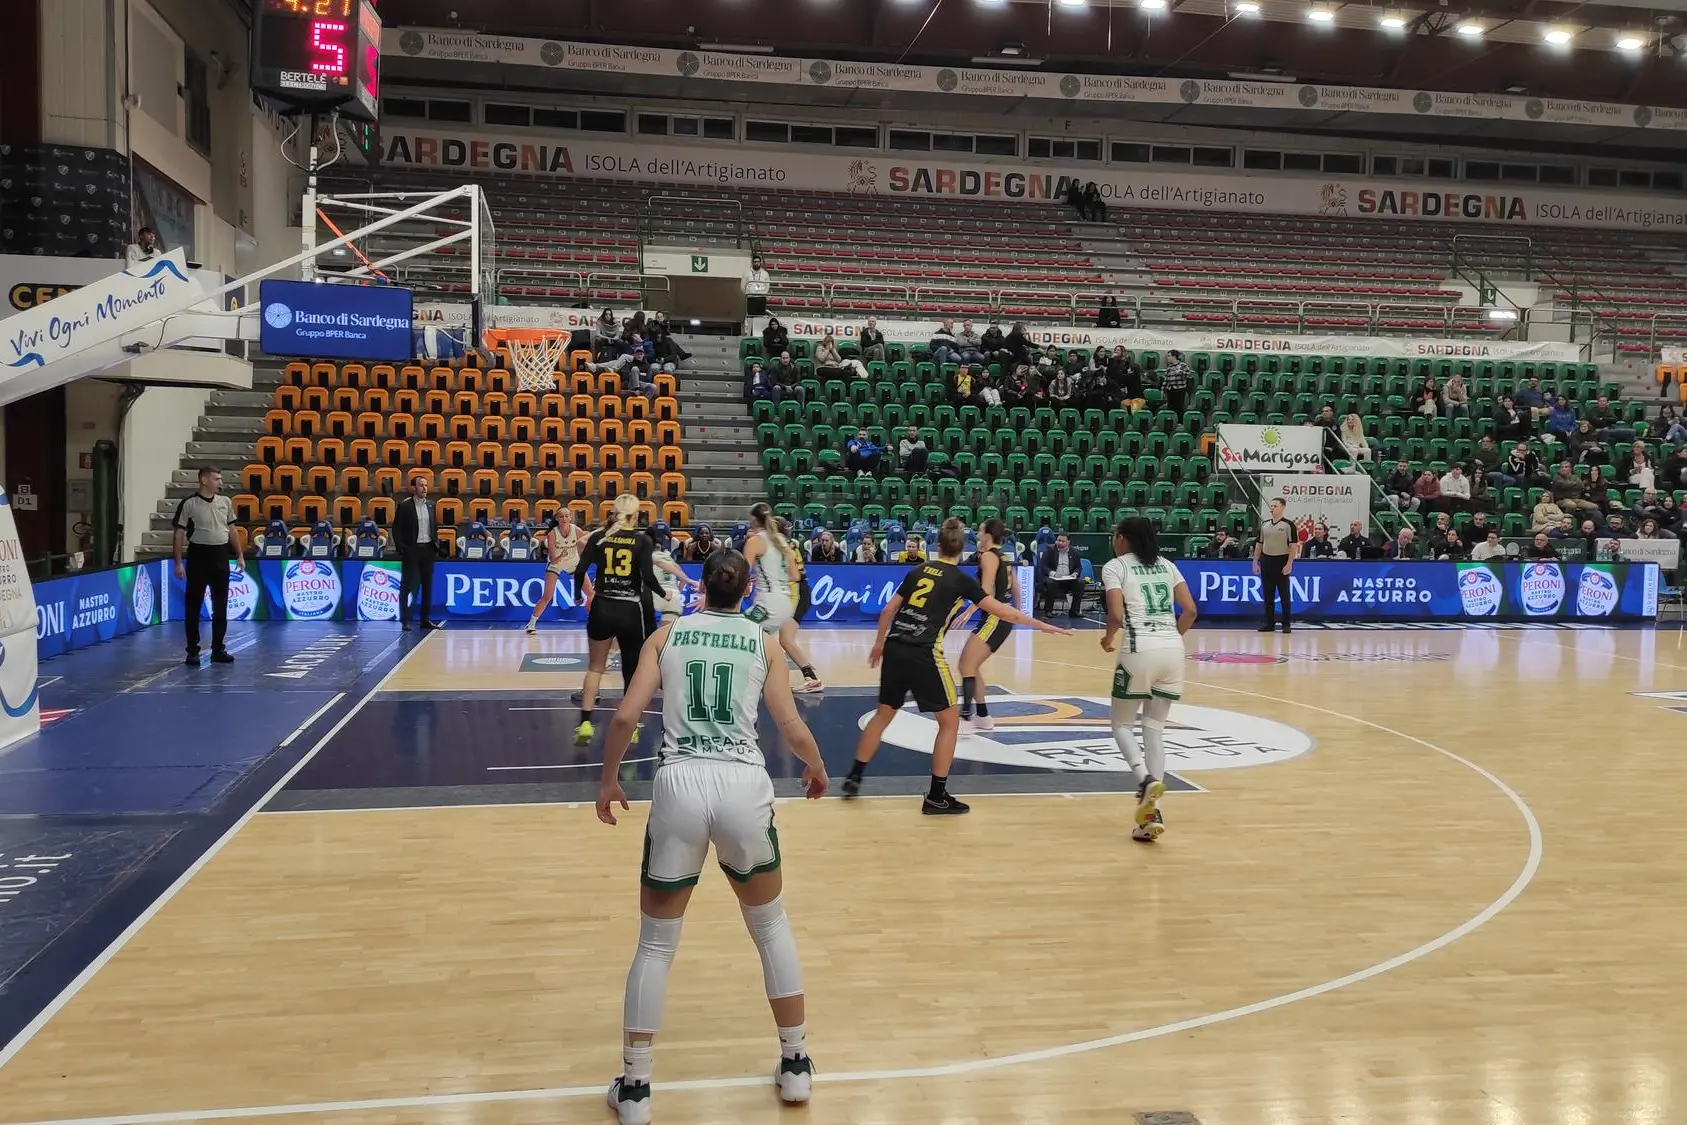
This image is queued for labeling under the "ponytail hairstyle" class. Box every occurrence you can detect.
[1114,515,1162,566]
[702,549,751,609]
[750,501,799,571]
[980,517,1005,549]
[605,492,640,535]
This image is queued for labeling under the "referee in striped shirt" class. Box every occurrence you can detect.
[173,467,244,665]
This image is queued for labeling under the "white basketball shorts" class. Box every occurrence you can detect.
[641,759,779,890]
[1112,643,1185,701]
[744,591,794,634]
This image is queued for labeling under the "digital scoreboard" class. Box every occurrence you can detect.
[251,0,381,121]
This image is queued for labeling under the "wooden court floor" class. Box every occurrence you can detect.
[2,624,1686,1125]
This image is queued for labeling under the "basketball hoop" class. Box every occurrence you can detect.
[484,327,571,394]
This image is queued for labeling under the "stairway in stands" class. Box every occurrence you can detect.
[140,368,278,555]
[672,334,763,527]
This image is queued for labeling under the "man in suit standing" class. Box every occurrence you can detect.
[394,474,440,630]
[1038,533,1085,618]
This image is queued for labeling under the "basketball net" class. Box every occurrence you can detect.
[485,328,570,394]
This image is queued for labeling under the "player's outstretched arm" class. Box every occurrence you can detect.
[1101,588,1125,653]
[1173,580,1198,636]
[978,595,1072,636]
[760,635,828,799]
[596,624,672,825]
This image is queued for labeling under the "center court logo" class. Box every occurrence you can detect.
[282,560,342,620]
[869,695,1313,773]
[1518,562,1565,616]
[356,565,401,621]
[131,565,155,625]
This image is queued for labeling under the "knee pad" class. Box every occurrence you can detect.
[636,912,683,963]
[741,895,804,1000]
[624,913,684,1035]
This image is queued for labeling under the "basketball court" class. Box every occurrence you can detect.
[1,619,1683,1125]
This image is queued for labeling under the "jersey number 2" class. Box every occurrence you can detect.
[906,577,936,608]
[604,547,634,577]
[684,661,734,723]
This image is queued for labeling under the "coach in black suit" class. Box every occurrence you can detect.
[393,474,440,630]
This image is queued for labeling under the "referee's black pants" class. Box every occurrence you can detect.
[1260,554,1292,629]
[184,543,231,656]
[400,545,436,627]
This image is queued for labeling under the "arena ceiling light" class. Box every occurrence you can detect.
[1140,0,1168,11]
[1378,12,1407,30]
[1056,0,1089,8]
[1456,20,1484,36]
[1307,7,1336,24]
[1234,1,1262,14]
[1616,32,1646,51]
[1542,27,1573,46]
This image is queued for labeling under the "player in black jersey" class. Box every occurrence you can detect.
[953,518,1021,733]
[574,494,665,746]
[844,518,1069,814]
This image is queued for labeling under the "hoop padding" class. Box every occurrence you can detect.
[486,329,570,393]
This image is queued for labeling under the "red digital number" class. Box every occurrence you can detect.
[309,19,348,75]
[362,42,380,99]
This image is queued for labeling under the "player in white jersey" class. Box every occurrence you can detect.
[741,502,823,693]
[1100,516,1197,844]
[647,521,697,617]
[597,550,828,1125]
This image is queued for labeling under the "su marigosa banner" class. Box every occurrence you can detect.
[1183,560,1658,620]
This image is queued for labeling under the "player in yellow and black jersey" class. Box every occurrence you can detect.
[572,494,665,746]
[843,518,1069,815]
[953,518,1021,733]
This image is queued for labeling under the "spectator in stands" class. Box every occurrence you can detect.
[1527,533,1561,560]
[125,225,162,266]
[1003,365,1033,409]
[1337,414,1372,464]
[1577,518,1605,559]
[1587,395,1635,443]
[683,526,720,563]
[1111,348,1144,410]
[976,364,1003,408]
[1636,488,1668,528]
[1442,374,1470,421]
[898,534,928,564]
[1472,530,1507,562]
[845,428,883,477]
[1049,368,1075,407]
[1082,182,1107,222]
[981,322,1008,366]
[1656,403,1686,447]
[761,316,789,357]
[929,319,960,368]
[1039,533,1085,617]
[591,308,620,360]
[1620,441,1657,490]
[899,426,929,476]
[1568,419,1607,466]
[587,332,641,376]
[1438,529,1469,561]
[1493,395,1530,441]
[1002,323,1033,367]
[859,316,887,364]
[1096,295,1121,329]
[1663,446,1687,490]
[1387,460,1420,512]
[1500,441,1544,488]
[1585,465,1613,513]
[1414,386,1439,418]
[1198,530,1245,559]
[1514,377,1550,425]
[1472,434,1503,476]
[1302,525,1337,560]
[742,254,772,320]
[747,361,778,405]
[1385,527,1420,560]
[1065,178,1085,220]
[1338,521,1371,559]
[772,351,806,406]
[809,530,845,564]
[1467,465,1495,513]
[1635,517,1666,542]
[1439,464,1472,513]
[951,364,980,407]
[814,333,867,381]
[1160,351,1193,416]
[854,535,881,563]
[1658,494,1681,531]
[1462,510,1495,544]
[1428,512,1456,554]
[1550,462,1602,523]
[1548,515,1576,540]
[1531,494,1566,534]
[1545,395,1578,442]
[956,320,986,366]
[1413,468,1443,513]
[647,311,690,370]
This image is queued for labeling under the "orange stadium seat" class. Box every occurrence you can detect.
[372,469,402,498]
[625,396,649,422]
[276,386,303,412]
[539,417,566,444]
[566,470,595,500]
[537,443,565,471]
[508,442,535,470]
[437,527,458,556]
[291,412,320,439]
[298,495,329,525]
[445,440,473,468]
[439,467,468,497]
[628,445,653,473]
[467,498,496,524]
[351,437,381,465]
[413,440,442,468]
[325,411,353,438]
[315,438,345,466]
[306,466,335,495]
[429,366,454,392]
[487,369,514,395]
[600,396,624,422]
[569,372,594,396]
[601,445,626,473]
[542,392,567,419]
[537,470,564,500]
[310,362,335,387]
[504,470,532,499]
[340,466,370,496]
[532,498,562,526]
[627,420,653,447]
[233,493,260,522]
[283,361,309,387]
[567,499,594,526]
[510,416,537,443]
[283,437,313,464]
[568,445,595,472]
[568,393,595,419]
[453,391,479,416]
[436,497,465,528]
[482,417,508,443]
[658,447,683,473]
[656,420,681,447]
[654,374,677,400]
[629,471,656,500]
[458,368,483,395]
[419,413,446,440]
[261,495,294,523]
[501,498,530,524]
[242,464,271,494]
[331,387,359,413]
[654,396,678,423]
[471,469,500,497]
[483,391,509,417]
[568,419,596,445]
[569,349,594,372]
[448,416,474,442]
[370,364,396,390]
[264,409,293,436]
[394,389,421,414]
[600,419,625,447]
[399,364,425,390]
[256,436,284,465]
[660,472,686,500]
[367,495,396,526]
[424,389,450,415]
[378,440,408,468]
[660,500,690,527]
[512,391,539,418]
[599,472,626,500]
[333,496,362,527]
[355,412,385,439]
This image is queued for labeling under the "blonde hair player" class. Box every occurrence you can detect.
[742,502,823,693]
[844,518,1070,814]
[525,507,591,635]
[597,550,828,1124]
[950,517,1021,732]
[573,494,664,746]
[1100,515,1198,843]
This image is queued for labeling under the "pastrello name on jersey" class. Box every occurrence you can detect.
[668,626,760,654]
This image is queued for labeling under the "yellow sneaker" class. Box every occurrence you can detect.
[574,720,594,746]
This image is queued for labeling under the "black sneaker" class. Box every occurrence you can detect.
[921,792,971,815]
[1281,624,1292,634]
[1257,624,1275,633]
[841,774,862,798]
[184,652,200,666]
[211,651,235,664]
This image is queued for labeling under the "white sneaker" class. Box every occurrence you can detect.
[959,714,977,733]
[606,1077,652,1125]
[524,620,537,635]
[794,677,824,694]
[775,1055,815,1104]
[973,713,996,732]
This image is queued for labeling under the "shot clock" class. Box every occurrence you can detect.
[251,0,381,121]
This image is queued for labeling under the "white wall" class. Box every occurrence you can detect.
[119,386,209,560]
[40,0,121,148]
